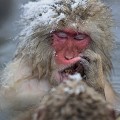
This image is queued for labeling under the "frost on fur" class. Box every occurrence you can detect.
[19,0,87,38]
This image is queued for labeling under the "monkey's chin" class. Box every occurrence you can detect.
[59,61,85,82]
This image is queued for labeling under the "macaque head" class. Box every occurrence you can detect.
[17,0,114,84]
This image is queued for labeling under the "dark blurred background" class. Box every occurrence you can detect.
[0,0,120,92]
[0,0,37,69]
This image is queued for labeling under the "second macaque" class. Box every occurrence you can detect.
[0,0,120,113]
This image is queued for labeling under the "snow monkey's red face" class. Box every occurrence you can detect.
[52,28,91,82]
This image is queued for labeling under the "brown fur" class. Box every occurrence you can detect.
[11,0,114,81]
[13,78,116,120]
[2,0,113,86]
[0,0,119,119]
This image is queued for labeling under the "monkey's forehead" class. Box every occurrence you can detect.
[19,0,111,38]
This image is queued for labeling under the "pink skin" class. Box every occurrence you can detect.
[52,28,90,65]
[52,28,90,82]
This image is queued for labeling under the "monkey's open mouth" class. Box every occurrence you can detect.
[61,61,85,77]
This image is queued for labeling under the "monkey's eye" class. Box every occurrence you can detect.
[74,34,86,40]
[56,32,68,38]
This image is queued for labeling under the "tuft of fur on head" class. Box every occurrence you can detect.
[14,0,114,81]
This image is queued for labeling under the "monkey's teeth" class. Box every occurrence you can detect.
[64,69,73,74]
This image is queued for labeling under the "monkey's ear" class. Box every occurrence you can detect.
[104,80,120,112]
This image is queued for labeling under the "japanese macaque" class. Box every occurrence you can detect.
[0,0,120,119]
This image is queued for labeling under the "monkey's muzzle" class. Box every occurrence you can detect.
[61,61,85,77]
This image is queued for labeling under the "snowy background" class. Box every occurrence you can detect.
[0,0,120,92]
